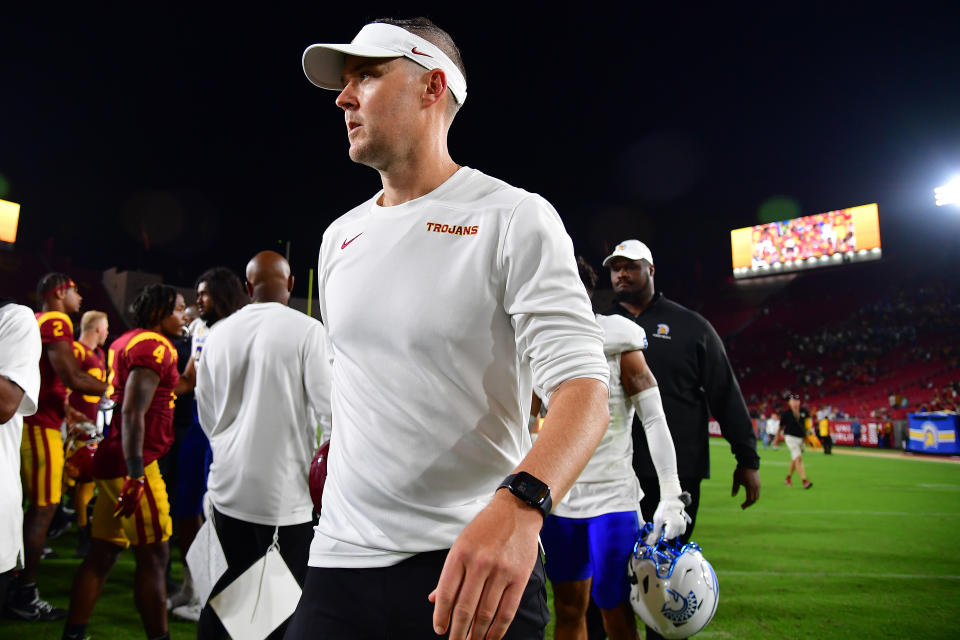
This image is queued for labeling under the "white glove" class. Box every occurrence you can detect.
[646,495,688,544]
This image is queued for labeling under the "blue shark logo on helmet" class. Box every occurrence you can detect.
[661,589,698,624]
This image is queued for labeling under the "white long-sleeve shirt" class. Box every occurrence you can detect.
[195,302,332,526]
[310,167,608,568]
[0,303,41,572]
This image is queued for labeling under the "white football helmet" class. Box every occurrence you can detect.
[628,523,719,639]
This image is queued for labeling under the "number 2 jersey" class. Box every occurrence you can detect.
[92,329,179,479]
[33,311,75,430]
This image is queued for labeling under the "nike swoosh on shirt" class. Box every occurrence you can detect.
[411,47,433,58]
[341,233,363,249]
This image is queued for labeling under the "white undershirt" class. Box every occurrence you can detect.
[0,304,41,571]
[195,303,332,526]
[310,167,609,568]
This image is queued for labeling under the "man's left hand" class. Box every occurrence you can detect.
[732,466,761,509]
[429,490,542,640]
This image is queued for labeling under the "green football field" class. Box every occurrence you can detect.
[3,440,959,639]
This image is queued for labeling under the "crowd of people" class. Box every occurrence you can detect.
[737,279,960,421]
[1,16,767,640]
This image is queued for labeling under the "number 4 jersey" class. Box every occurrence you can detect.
[93,329,179,479]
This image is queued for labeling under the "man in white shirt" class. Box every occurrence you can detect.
[0,299,42,606]
[288,17,610,640]
[195,251,332,639]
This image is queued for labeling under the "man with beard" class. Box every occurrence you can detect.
[603,239,760,640]
[168,267,247,621]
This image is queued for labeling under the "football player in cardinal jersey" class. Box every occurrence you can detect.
[62,285,186,640]
[65,310,110,557]
[6,274,106,623]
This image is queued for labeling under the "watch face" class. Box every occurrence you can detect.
[515,473,549,505]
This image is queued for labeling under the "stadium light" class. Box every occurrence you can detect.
[935,177,960,206]
[0,198,20,243]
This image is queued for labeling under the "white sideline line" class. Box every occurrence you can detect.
[721,570,960,580]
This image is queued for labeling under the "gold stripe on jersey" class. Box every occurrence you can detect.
[124,331,176,361]
[37,311,74,339]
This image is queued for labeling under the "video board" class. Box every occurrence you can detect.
[730,203,881,279]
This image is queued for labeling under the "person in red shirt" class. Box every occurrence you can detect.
[6,274,107,623]
[62,284,185,640]
[65,310,110,557]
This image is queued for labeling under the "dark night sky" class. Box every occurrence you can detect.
[3,2,959,300]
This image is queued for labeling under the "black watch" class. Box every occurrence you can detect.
[497,471,552,519]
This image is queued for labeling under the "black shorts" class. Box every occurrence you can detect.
[283,549,549,640]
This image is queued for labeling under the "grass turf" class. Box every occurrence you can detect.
[3,441,959,639]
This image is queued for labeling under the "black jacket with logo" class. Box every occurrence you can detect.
[606,292,759,479]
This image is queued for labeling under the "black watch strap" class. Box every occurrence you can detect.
[498,471,552,519]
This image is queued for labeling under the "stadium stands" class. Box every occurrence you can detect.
[702,258,959,422]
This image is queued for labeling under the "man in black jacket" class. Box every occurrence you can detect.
[603,239,761,535]
[601,240,761,640]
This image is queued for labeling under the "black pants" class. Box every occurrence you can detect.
[0,569,12,607]
[284,549,549,640]
[821,435,833,454]
[197,508,315,640]
[586,478,703,640]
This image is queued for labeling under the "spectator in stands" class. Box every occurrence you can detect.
[780,394,812,489]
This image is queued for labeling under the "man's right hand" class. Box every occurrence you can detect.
[113,476,146,518]
[429,490,542,640]
[732,466,761,509]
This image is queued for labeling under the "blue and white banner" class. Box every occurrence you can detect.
[907,413,960,455]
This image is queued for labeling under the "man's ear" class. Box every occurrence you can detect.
[287,275,295,293]
[422,68,448,108]
[245,281,254,299]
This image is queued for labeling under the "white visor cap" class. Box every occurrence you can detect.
[302,23,467,106]
[603,240,654,267]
